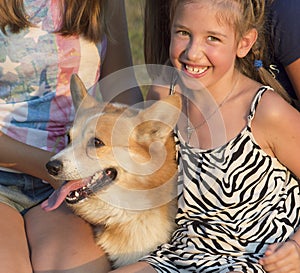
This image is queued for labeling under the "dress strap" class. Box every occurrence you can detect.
[247,86,272,124]
[169,70,179,95]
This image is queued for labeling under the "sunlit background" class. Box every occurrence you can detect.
[125,0,149,97]
[125,0,145,66]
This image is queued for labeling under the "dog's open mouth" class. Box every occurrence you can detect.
[41,168,117,211]
[66,168,117,204]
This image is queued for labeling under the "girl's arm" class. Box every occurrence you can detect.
[0,132,61,189]
[256,90,300,272]
[254,90,300,178]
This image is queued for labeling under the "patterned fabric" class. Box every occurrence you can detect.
[142,87,300,273]
[0,0,106,153]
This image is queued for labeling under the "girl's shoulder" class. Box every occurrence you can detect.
[252,86,300,147]
[254,87,295,123]
[249,86,300,161]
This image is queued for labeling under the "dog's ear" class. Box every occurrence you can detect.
[70,74,99,110]
[134,94,182,143]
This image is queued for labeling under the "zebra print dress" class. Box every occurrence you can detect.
[141,87,300,273]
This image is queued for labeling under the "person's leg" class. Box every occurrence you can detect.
[110,262,157,273]
[0,203,32,273]
[25,203,111,273]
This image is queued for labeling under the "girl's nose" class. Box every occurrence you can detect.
[184,40,204,61]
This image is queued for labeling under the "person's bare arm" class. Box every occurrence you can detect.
[255,91,300,272]
[0,132,61,189]
[254,91,300,178]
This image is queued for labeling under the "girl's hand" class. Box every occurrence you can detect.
[259,240,300,273]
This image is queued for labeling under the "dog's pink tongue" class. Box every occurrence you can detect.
[41,179,88,211]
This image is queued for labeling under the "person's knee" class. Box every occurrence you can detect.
[25,204,111,272]
[0,203,32,273]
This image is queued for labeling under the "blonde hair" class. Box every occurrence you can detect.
[0,0,110,43]
[167,0,291,103]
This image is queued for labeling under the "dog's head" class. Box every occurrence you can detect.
[42,74,181,215]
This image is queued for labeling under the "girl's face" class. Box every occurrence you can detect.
[170,0,241,91]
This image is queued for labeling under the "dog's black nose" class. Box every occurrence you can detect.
[105,168,117,180]
[46,160,63,176]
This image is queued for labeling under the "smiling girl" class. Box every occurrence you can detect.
[111,0,300,272]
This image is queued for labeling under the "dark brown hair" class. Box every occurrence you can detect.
[0,0,109,43]
[144,0,171,66]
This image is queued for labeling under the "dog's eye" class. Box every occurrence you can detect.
[89,137,105,148]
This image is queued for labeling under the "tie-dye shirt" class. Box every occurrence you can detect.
[0,0,106,153]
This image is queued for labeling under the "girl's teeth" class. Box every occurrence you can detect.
[186,65,207,74]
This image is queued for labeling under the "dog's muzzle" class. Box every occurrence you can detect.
[42,163,117,211]
[66,168,118,204]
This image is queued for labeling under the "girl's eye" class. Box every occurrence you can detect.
[208,36,220,42]
[177,30,190,37]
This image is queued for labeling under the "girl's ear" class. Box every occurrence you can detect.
[236,28,258,58]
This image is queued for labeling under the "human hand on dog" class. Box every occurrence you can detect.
[259,240,300,272]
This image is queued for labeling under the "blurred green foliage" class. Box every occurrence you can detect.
[125,0,148,96]
[125,0,145,66]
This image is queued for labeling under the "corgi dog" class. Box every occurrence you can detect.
[42,74,181,268]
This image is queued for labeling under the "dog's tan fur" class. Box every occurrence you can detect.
[44,75,181,268]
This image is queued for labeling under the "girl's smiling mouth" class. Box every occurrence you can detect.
[185,64,208,76]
